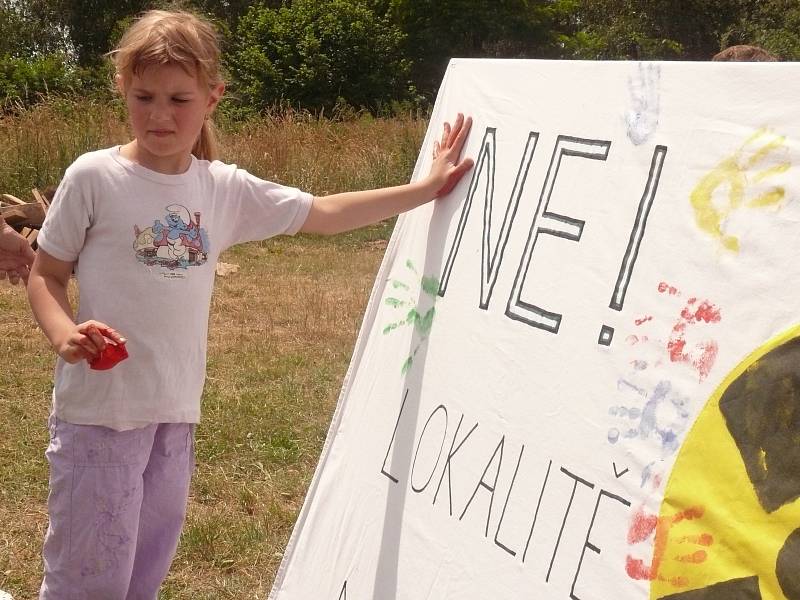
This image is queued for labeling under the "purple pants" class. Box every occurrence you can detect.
[40,416,195,600]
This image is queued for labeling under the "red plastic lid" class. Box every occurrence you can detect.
[90,341,129,370]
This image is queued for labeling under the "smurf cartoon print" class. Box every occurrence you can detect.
[133,204,210,270]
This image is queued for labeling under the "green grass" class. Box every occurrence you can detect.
[0,98,425,598]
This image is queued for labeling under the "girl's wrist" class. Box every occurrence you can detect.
[47,323,76,356]
[50,334,68,356]
[416,174,443,200]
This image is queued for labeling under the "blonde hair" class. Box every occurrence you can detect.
[109,10,224,160]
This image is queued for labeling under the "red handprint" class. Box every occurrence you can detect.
[659,284,722,381]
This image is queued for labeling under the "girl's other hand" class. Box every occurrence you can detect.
[57,321,126,364]
[429,113,474,198]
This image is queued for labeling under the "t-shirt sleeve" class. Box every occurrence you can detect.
[213,162,313,250]
[37,168,93,262]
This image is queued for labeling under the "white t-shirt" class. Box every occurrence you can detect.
[37,146,313,430]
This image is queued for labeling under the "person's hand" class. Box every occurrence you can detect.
[428,113,474,198]
[0,220,35,284]
[56,321,127,365]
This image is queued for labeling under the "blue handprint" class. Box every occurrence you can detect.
[608,379,690,486]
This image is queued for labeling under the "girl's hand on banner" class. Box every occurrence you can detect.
[430,113,474,198]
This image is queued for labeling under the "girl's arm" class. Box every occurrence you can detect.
[27,250,124,363]
[300,114,474,235]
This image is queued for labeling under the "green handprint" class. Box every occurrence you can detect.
[690,128,791,253]
[382,259,439,374]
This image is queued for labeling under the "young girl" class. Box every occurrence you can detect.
[27,9,472,599]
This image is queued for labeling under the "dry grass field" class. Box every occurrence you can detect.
[0,99,426,598]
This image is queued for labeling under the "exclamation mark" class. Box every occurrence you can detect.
[599,145,668,346]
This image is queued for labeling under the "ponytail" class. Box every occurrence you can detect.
[193,117,220,162]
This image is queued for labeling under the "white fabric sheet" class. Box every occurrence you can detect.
[270,59,800,600]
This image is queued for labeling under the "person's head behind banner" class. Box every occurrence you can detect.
[712,44,779,62]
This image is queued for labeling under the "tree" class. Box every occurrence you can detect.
[47,0,234,67]
[0,0,83,105]
[563,0,748,60]
[56,0,151,66]
[190,0,282,34]
[0,0,71,58]
[722,0,800,60]
[383,0,563,98]
[228,0,413,113]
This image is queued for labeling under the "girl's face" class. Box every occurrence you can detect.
[120,63,224,174]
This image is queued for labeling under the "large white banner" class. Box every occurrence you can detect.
[270,59,800,600]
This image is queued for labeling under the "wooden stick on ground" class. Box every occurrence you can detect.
[1,194,27,206]
[0,202,46,228]
[31,188,50,213]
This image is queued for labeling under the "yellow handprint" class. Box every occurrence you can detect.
[690,128,790,252]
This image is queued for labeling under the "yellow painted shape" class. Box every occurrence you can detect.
[747,189,785,209]
[690,129,790,253]
[650,324,800,599]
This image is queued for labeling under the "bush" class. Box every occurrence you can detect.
[227,0,415,114]
[0,54,117,111]
[0,54,78,106]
